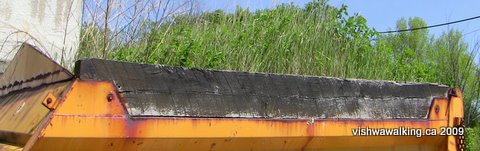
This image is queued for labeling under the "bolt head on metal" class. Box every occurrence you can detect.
[435,105,440,113]
[46,98,52,104]
[107,93,114,102]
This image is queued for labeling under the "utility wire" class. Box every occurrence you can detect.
[379,15,480,34]
[463,27,480,36]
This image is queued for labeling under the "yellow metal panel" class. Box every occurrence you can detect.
[36,115,450,150]
[0,82,70,146]
[31,137,447,151]
[447,89,465,151]
[0,82,69,132]
[41,115,450,138]
[0,143,22,151]
[428,98,449,120]
[29,80,460,151]
[0,42,74,147]
[54,80,125,115]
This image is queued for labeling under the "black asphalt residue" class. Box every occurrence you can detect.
[75,58,450,119]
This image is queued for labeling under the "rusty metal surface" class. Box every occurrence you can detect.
[31,136,447,151]
[0,82,70,146]
[0,43,73,147]
[29,80,458,151]
[75,58,449,119]
[0,43,72,96]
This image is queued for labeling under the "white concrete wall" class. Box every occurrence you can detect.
[0,0,83,69]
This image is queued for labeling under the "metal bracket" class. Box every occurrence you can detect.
[42,93,58,110]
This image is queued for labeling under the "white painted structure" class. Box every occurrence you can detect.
[0,0,83,70]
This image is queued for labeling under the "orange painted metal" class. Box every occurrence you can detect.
[447,90,465,151]
[26,80,464,151]
[0,42,464,150]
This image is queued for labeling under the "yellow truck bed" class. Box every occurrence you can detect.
[0,44,465,150]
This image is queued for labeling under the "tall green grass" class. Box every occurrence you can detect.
[80,1,377,78]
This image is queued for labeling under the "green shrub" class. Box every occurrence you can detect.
[466,127,480,151]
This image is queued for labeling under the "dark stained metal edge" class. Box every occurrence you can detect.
[74,58,450,119]
[0,80,73,147]
[0,43,73,96]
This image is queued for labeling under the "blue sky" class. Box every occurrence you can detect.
[201,0,480,53]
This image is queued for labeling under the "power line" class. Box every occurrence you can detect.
[463,27,480,36]
[379,15,480,34]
